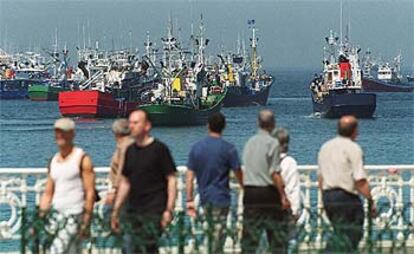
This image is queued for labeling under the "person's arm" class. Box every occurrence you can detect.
[355,179,372,199]
[166,173,177,212]
[355,179,376,217]
[186,169,196,217]
[39,176,54,216]
[352,146,376,217]
[111,175,130,233]
[160,145,177,228]
[271,172,290,210]
[161,173,177,228]
[270,143,290,210]
[289,159,301,218]
[80,155,95,227]
[233,169,243,187]
[229,147,243,188]
[106,152,119,205]
[318,175,323,191]
[186,169,195,202]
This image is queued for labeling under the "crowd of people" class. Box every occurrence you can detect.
[39,109,375,254]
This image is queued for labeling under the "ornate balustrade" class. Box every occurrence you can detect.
[0,165,413,253]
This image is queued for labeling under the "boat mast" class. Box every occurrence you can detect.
[197,14,206,66]
[249,20,259,81]
[339,0,343,47]
[82,24,86,50]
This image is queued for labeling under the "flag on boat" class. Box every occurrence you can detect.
[247,19,255,26]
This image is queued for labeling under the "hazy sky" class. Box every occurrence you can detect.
[0,0,413,70]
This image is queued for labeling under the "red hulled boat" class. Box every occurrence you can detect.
[59,90,139,118]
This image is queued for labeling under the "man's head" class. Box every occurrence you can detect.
[273,128,290,153]
[112,119,130,140]
[258,109,276,132]
[208,112,226,135]
[338,115,358,140]
[54,118,75,148]
[129,109,152,139]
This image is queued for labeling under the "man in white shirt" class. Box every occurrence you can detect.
[273,128,301,218]
[40,118,96,254]
[318,115,376,252]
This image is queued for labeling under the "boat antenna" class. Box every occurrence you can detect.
[54,27,59,53]
[87,18,91,49]
[339,0,343,46]
[77,21,80,49]
[82,23,86,50]
[129,30,133,53]
[347,1,351,42]
[237,32,241,55]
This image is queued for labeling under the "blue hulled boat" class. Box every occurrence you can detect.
[311,88,376,118]
[310,30,376,118]
[223,81,272,107]
[361,51,414,92]
[0,80,29,99]
[220,20,273,107]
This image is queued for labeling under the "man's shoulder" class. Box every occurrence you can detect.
[321,136,342,149]
[190,137,209,151]
[320,136,362,152]
[153,139,169,150]
[282,155,297,165]
[220,138,236,150]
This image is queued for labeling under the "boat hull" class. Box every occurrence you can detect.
[312,90,376,118]
[0,80,28,99]
[362,78,414,92]
[28,84,63,101]
[223,83,272,107]
[138,103,223,126]
[59,90,138,118]
[138,90,226,126]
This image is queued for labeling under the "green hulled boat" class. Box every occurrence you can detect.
[28,83,65,101]
[138,16,228,126]
[138,89,226,126]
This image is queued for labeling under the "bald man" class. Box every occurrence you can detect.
[242,109,290,253]
[318,115,375,252]
[111,110,177,254]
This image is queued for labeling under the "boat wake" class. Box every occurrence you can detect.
[306,112,323,119]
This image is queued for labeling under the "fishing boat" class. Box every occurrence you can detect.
[138,16,226,126]
[361,51,414,92]
[221,20,273,107]
[139,87,226,126]
[59,45,157,118]
[0,51,51,99]
[0,68,50,100]
[407,64,414,82]
[28,47,75,101]
[310,30,376,118]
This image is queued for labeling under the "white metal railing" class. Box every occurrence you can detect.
[0,165,413,253]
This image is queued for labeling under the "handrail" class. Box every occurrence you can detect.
[0,164,412,174]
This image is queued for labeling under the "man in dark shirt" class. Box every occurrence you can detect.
[186,112,243,253]
[111,109,177,254]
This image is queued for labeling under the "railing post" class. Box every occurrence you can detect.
[367,200,373,253]
[20,207,26,254]
[177,211,185,254]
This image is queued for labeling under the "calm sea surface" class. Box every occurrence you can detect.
[1,69,413,168]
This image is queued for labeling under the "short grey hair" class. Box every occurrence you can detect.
[258,109,275,131]
[112,119,130,136]
[273,128,290,153]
